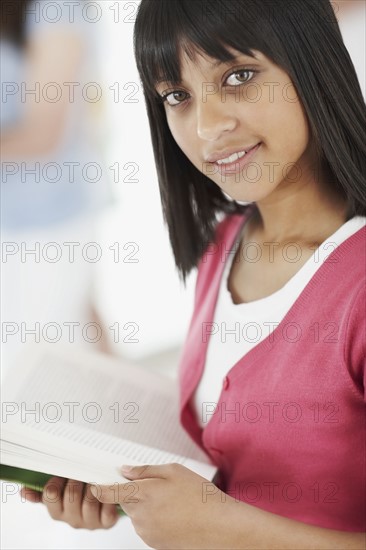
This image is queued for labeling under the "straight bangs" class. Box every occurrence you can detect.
[134,0,283,102]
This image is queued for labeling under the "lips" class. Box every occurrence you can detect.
[214,142,261,175]
[205,143,261,164]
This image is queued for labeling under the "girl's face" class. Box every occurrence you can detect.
[156,47,318,204]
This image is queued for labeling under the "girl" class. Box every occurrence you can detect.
[22,0,366,548]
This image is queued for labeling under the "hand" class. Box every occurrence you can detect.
[91,463,237,550]
[21,477,119,530]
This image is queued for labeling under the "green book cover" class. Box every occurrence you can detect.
[0,464,125,516]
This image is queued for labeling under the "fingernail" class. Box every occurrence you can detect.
[90,485,97,496]
[121,465,133,472]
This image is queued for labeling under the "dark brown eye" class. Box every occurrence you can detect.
[161,90,188,107]
[225,69,256,86]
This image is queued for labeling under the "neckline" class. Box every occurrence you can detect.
[204,211,365,381]
[224,213,366,308]
[185,210,365,440]
[198,216,365,439]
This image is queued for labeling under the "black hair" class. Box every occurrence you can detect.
[0,1,31,47]
[133,0,366,283]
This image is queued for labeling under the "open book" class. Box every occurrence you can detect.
[0,344,217,504]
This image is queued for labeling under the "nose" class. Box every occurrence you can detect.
[196,93,238,141]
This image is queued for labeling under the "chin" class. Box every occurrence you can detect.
[224,187,273,204]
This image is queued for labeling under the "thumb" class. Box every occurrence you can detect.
[120,463,168,480]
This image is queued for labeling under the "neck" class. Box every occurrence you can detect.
[248,176,349,246]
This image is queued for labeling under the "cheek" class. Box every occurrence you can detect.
[266,94,310,156]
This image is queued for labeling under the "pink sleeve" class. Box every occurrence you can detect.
[344,284,366,401]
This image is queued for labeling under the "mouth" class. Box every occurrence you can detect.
[213,143,262,175]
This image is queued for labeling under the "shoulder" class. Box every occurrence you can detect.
[338,225,366,393]
[197,212,244,272]
[200,205,256,264]
[336,224,365,282]
[343,282,365,395]
[193,206,253,303]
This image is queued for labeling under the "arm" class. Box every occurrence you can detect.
[226,497,365,550]
[94,464,366,550]
[1,28,83,160]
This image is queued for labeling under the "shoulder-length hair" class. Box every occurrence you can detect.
[133,0,366,283]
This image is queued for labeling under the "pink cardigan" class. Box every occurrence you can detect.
[178,208,366,532]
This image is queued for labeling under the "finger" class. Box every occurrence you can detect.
[120,463,171,480]
[20,486,42,503]
[100,503,119,528]
[81,484,102,528]
[62,479,85,522]
[42,477,67,519]
[91,480,139,505]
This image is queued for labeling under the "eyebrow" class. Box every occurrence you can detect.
[155,54,257,86]
[211,55,242,68]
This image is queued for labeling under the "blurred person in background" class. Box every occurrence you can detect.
[0,0,113,376]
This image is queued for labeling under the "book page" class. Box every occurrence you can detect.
[1,345,211,464]
[1,418,217,485]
